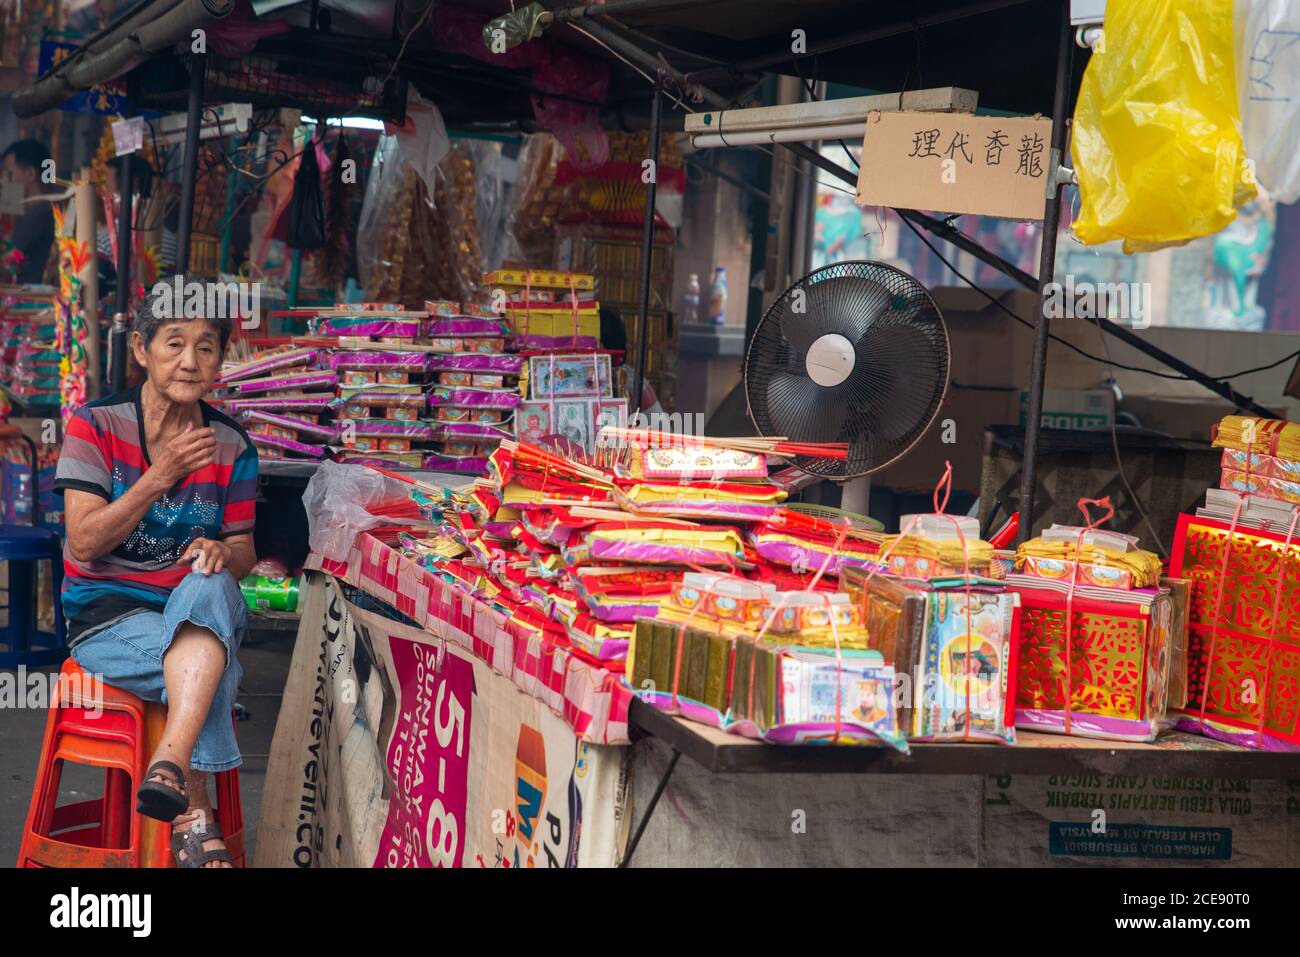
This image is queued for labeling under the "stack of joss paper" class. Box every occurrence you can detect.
[842,512,1019,744]
[1169,414,1300,750]
[218,345,338,460]
[314,302,438,470]
[381,432,898,747]
[1201,414,1300,527]
[630,572,905,749]
[424,299,521,472]
[1008,504,1184,742]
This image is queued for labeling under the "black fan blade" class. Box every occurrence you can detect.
[764,371,847,443]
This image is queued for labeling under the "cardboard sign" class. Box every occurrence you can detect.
[855,111,1054,220]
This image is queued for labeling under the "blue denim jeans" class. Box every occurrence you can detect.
[70,570,247,772]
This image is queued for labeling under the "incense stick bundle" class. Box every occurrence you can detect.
[596,427,849,461]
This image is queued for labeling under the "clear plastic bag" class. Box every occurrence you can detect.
[1235,0,1300,203]
[301,460,412,562]
[1072,0,1257,252]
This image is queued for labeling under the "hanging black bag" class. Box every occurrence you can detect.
[286,138,326,249]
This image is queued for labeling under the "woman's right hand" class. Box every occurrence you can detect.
[149,424,216,491]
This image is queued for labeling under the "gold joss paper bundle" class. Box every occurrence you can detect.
[880,533,995,572]
[1214,415,1300,459]
[1015,538,1163,589]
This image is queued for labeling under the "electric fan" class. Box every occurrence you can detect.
[744,261,950,483]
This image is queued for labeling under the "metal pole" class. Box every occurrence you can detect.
[218,133,240,274]
[110,84,136,395]
[287,248,302,309]
[1016,8,1074,545]
[175,52,206,274]
[632,83,662,412]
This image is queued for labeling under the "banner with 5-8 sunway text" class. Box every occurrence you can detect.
[254,573,631,867]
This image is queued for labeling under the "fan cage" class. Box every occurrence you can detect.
[744,261,950,479]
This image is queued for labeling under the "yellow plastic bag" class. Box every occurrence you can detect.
[1072,0,1257,253]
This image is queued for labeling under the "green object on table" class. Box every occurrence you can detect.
[240,574,299,612]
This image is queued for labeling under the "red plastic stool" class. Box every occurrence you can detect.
[17,659,244,867]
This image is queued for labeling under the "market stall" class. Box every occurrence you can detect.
[8,0,1300,875]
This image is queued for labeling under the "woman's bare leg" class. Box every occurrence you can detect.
[149,622,225,773]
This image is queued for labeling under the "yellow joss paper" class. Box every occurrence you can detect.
[588,525,744,552]
[881,533,995,570]
[619,483,786,506]
[1015,539,1163,589]
[1213,415,1300,460]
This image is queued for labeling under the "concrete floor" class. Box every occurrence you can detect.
[0,626,296,867]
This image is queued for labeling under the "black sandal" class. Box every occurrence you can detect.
[171,814,233,869]
[136,760,188,822]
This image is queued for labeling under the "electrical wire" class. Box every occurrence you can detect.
[900,215,1208,379]
[565,22,694,114]
[380,0,436,89]
[898,209,1191,558]
[1092,313,1171,558]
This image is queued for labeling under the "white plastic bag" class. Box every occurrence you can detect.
[1236,0,1300,203]
[301,460,410,562]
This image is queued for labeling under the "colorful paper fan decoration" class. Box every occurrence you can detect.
[52,204,91,423]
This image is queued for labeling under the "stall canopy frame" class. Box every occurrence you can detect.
[12,0,1275,531]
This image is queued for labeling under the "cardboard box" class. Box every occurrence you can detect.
[873,386,1019,493]
[1018,388,1114,430]
[1121,395,1282,443]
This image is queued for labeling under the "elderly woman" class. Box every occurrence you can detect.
[54,277,258,868]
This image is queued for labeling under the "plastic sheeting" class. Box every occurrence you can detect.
[1235,0,1300,204]
[301,460,412,562]
[1072,0,1257,252]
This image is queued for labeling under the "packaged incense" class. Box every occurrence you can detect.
[429,387,521,409]
[429,353,523,374]
[242,409,338,441]
[229,370,338,395]
[219,347,317,383]
[249,432,325,458]
[327,351,428,373]
[225,394,335,414]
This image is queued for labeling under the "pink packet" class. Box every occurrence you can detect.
[423,453,490,473]
[219,347,318,383]
[428,387,520,409]
[326,351,428,373]
[431,422,512,441]
[428,353,522,374]
[242,409,339,441]
[348,419,436,439]
[249,432,326,457]
[231,371,338,395]
[226,395,335,414]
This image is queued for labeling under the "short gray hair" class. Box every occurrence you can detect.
[133,273,236,354]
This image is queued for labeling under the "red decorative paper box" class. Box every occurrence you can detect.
[1011,584,1176,742]
[1169,514,1300,750]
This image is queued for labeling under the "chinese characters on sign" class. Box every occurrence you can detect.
[857,111,1053,220]
[38,39,128,115]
